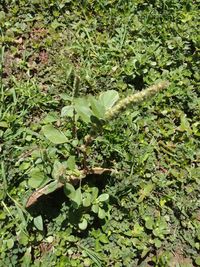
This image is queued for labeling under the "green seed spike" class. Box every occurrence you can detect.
[105,81,169,121]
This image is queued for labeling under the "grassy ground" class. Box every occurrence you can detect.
[0,1,200,266]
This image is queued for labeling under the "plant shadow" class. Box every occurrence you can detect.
[26,173,113,223]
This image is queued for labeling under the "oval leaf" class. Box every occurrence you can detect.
[89,97,106,119]
[61,105,74,117]
[6,238,14,249]
[66,156,76,170]
[78,218,88,230]
[43,180,60,195]
[72,187,82,209]
[97,193,109,203]
[42,125,68,144]
[99,90,119,110]
[74,98,93,123]
[98,207,106,219]
[83,194,92,207]
[33,215,43,231]
[28,168,48,189]
[64,183,75,199]
[92,204,99,214]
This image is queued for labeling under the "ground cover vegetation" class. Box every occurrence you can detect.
[0,0,200,266]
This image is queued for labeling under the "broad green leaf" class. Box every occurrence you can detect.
[52,160,66,179]
[19,162,30,171]
[83,194,92,207]
[0,121,8,128]
[91,187,99,201]
[99,90,119,110]
[64,183,75,199]
[42,113,59,124]
[178,114,192,134]
[92,204,99,214]
[153,218,169,238]
[28,168,47,189]
[46,236,54,243]
[97,193,109,203]
[15,204,27,228]
[153,228,163,238]
[99,234,109,244]
[78,218,88,230]
[61,105,74,117]
[98,207,106,219]
[21,247,32,266]
[154,238,162,248]
[72,187,82,208]
[0,11,5,22]
[195,257,200,266]
[17,231,29,246]
[59,93,72,101]
[74,98,92,123]
[144,216,154,230]
[138,183,154,203]
[33,215,43,231]
[66,156,76,170]
[89,96,106,119]
[42,125,68,144]
[43,180,60,195]
[132,223,144,237]
[6,238,14,249]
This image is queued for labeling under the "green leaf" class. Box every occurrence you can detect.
[154,238,162,248]
[144,216,154,230]
[64,184,82,208]
[74,98,93,123]
[0,11,5,22]
[42,113,59,124]
[99,234,109,244]
[78,218,88,230]
[153,218,169,239]
[178,114,192,134]
[64,183,75,199]
[83,194,92,207]
[61,105,74,117]
[132,223,144,237]
[78,244,102,267]
[17,231,29,246]
[72,187,82,208]
[0,121,8,128]
[42,125,68,144]
[21,247,32,266]
[99,90,119,110]
[43,180,60,195]
[33,215,43,231]
[195,257,200,266]
[59,94,72,101]
[91,187,99,201]
[52,160,66,179]
[138,183,154,203]
[98,207,106,219]
[6,238,14,249]
[92,204,99,214]
[51,19,62,29]
[66,156,76,170]
[97,193,109,203]
[89,96,106,119]
[28,168,47,188]
[19,162,30,171]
